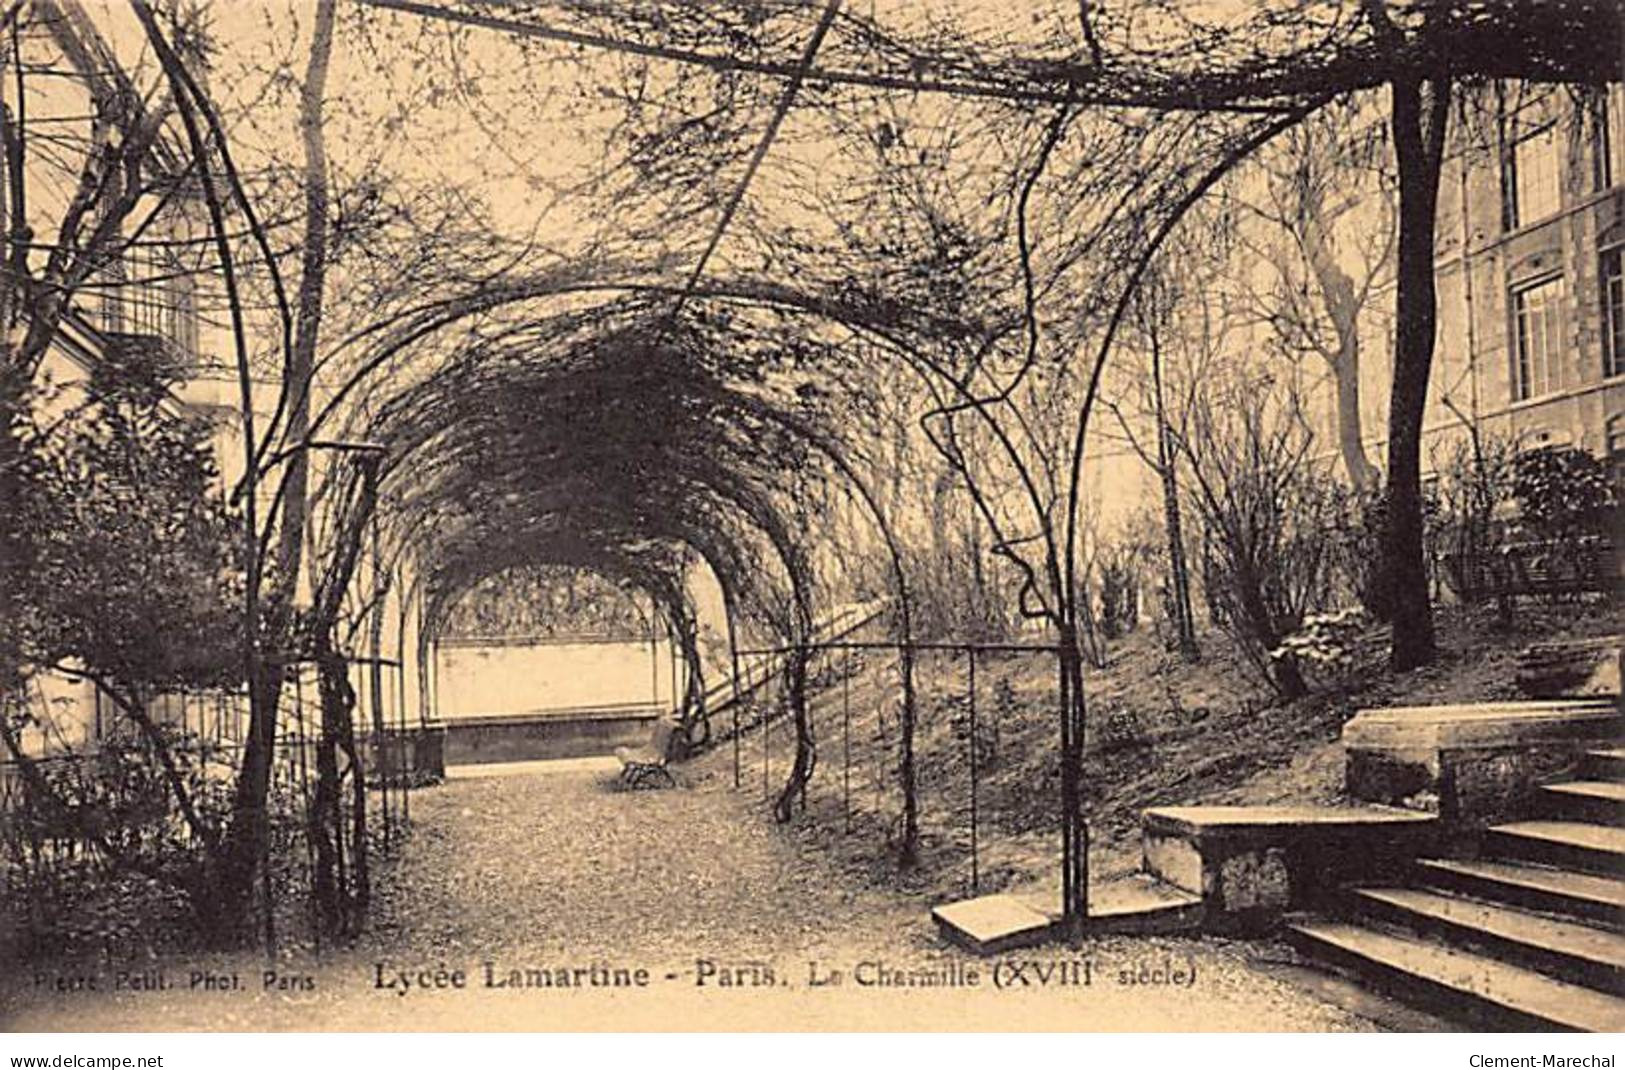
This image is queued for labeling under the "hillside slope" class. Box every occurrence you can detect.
[687,601,1624,903]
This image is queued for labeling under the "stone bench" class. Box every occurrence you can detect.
[1142,804,1439,930]
[1343,699,1622,826]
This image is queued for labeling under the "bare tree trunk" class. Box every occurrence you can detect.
[967,512,990,635]
[0,372,30,697]
[1300,185,1381,491]
[368,571,390,752]
[1331,350,1377,488]
[1150,322,1199,661]
[205,0,338,941]
[274,0,336,610]
[309,647,346,934]
[307,457,378,938]
[672,597,707,745]
[1157,438,1199,661]
[1383,74,1449,671]
[0,83,20,686]
[1056,619,1088,934]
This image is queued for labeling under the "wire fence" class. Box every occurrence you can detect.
[715,635,1062,900]
[1,654,431,959]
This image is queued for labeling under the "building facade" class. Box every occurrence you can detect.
[1351,84,1625,476]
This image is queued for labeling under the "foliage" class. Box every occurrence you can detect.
[1180,380,1343,698]
[25,362,243,695]
[440,565,652,640]
[1510,445,1617,544]
[1330,483,1391,619]
[903,542,1020,644]
[1096,539,1143,641]
[0,736,303,960]
[1270,606,1370,687]
[1431,433,1516,605]
[944,687,1000,772]
[1431,440,1614,607]
[1323,481,1444,622]
[0,359,247,948]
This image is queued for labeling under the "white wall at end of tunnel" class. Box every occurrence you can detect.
[433,637,681,719]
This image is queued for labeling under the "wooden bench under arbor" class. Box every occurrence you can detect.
[615,716,681,789]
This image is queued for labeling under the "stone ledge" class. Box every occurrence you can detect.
[1343,699,1624,825]
[1142,804,1439,930]
[1342,699,1619,752]
[1144,804,1437,840]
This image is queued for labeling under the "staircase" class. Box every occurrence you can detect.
[1289,747,1625,1031]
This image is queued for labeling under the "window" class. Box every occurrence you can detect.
[1606,248,1625,379]
[1512,275,1565,401]
[123,274,168,339]
[1506,122,1561,229]
[94,250,198,365]
[96,258,128,334]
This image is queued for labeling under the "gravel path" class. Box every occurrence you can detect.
[4,760,1385,1032]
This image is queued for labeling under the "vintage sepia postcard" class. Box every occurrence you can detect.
[0,0,1621,1041]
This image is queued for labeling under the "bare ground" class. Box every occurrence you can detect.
[3,761,1377,1032]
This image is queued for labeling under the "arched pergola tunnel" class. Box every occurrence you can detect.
[308,289,926,835]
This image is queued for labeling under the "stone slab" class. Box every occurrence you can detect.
[1086,874,1205,935]
[1013,875,1205,920]
[1343,700,1620,752]
[1144,804,1436,842]
[1415,858,1625,915]
[1352,886,1625,977]
[436,707,660,765]
[1545,780,1625,803]
[931,894,1055,955]
[1517,635,1623,698]
[445,755,620,778]
[1343,699,1624,824]
[1490,820,1625,855]
[1142,804,1439,925]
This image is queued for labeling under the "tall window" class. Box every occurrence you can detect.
[1506,122,1561,229]
[1513,275,1565,401]
[1605,248,1625,379]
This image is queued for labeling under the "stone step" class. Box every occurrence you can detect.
[1349,886,1625,994]
[931,894,1054,955]
[934,875,1207,954]
[1415,858,1625,927]
[1288,920,1625,1032]
[1080,873,1205,936]
[1342,699,1621,826]
[1583,749,1625,782]
[1487,821,1625,877]
[1541,781,1625,826]
[1515,635,1623,699]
